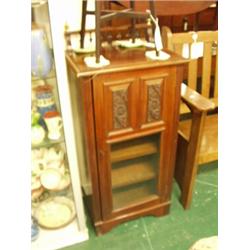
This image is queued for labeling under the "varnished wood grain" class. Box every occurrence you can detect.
[66,66,102,222]
[66,47,186,234]
[179,114,218,164]
[116,1,215,16]
[111,138,158,163]
[66,47,188,78]
[181,83,215,112]
[162,27,218,209]
[95,201,170,235]
[111,160,157,189]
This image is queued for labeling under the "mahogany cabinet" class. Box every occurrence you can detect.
[66,47,187,235]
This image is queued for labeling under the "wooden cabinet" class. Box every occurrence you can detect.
[66,47,187,235]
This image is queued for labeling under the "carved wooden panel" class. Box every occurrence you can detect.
[112,88,128,129]
[100,77,138,138]
[147,83,162,123]
[140,75,167,128]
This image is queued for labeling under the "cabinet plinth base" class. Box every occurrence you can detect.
[94,201,170,235]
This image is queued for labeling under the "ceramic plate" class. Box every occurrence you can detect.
[40,168,62,190]
[52,173,71,191]
[34,196,76,229]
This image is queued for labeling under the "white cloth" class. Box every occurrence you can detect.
[84,55,110,68]
[145,50,170,61]
[154,22,163,51]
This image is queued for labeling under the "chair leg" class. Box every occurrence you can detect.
[175,133,188,195]
[176,111,207,209]
[80,0,87,48]
[95,0,101,63]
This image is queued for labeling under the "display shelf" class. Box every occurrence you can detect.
[32,183,73,211]
[32,66,56,83]
[31,0,88,246]
[31,219,88,250]
[111,157,157,189]
[31,132,65,149]
[32,171,72,208]
[110,136,158,163]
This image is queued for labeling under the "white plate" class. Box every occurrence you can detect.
[40,168,62,190]
[34,196,76,229]
[51,173,71,191]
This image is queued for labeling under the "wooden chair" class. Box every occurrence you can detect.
[162,26,218,209]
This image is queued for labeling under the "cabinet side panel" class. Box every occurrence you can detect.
[67,67,102,222]
[159,65,183,201]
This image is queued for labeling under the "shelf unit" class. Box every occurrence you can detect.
[31,1,88,249]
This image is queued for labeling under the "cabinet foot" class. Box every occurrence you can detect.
[94,201,170,235]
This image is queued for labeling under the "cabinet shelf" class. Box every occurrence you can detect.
[113,180,157,210]
[112,159,157,189]
[110,137,158,163]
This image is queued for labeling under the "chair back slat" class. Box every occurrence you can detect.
[171,33,195,44]
[201,42,212,97]
[196,31,218,43]
[188,59,198,90]
[174,44,184,56]
[214,51,218,98]
[161,26,218,102]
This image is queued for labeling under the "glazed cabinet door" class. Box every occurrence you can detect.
[93,66,180,220]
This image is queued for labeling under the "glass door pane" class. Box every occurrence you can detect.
[110,133,160,210]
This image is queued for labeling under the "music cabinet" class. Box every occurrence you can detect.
[66,47,187,235]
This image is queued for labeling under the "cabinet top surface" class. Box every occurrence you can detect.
[66,47,188,78]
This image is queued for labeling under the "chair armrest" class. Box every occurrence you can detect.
[181,83,216,112]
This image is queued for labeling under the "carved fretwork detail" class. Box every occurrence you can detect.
[147,83,162,122]
[112,89,128,129]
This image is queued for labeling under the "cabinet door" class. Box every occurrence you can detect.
[93,66,181,220]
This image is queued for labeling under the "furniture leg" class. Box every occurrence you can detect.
[176,110,207,209]
[95,0,101,63]
[80,0,87,48]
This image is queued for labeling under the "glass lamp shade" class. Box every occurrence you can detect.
[31,25,53,78]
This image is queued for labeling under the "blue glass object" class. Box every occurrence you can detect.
[31,26,53,78]
[31,217,39,241]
